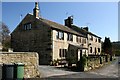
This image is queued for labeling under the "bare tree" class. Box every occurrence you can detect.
[0,22,11,51]
[1,22,10,40]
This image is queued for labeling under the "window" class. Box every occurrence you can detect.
[76,36,83,43]
[59,49,67,57]
[59,49,62,57]
[82,38,86,44]
[67,33,73,41]
[90,47,92,53]
[24,23,32,30]
[76,36,78,42]
[98,48,100,52]
[90,36,93,41]
[98,39,101,43]
[56,31,59,39]
[95,47,97,54]
[56,31,64,40]
[96,38,97,42]
[64,49,67,57]
[79,37,81,43]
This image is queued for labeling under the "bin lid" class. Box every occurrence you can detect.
[3,63,14,66]
[15,63,24,66]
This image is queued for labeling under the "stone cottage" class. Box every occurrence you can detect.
[11,2,101,65]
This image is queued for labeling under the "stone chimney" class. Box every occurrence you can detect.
[33,2,40,18]
[65,16,73,27]
[83,27,89,31]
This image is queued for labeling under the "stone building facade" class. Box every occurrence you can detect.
[87,34,101,55]
[65,17,101,56]
[11,2,101,65]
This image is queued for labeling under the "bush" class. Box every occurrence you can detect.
[110,55,112,61]
[100,56,102,64]
[50,59,58,66]
[77,55,87,71]
[105,55,108,62]
[114,50,120,56]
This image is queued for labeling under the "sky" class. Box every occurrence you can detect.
[118,2,120,41]
[2,2,118,42]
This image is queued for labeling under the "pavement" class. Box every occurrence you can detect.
[89,58,119,77]
[39,57,120,78]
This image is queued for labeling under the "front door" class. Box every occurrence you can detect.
[80,50,82,59]
[77,49,82,61]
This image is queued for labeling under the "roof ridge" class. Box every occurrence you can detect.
[38,16,85,37]
[72,25,101,38]
[27,14,86,37]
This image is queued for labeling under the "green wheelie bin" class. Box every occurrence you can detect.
[14,63,24,80]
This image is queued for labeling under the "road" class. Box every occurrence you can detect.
[39,57,119,78]
[89,57,119,78]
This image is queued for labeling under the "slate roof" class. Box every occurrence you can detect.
[69,42,88,49]
[12,13,101,39]
[71,25,101,39]
[29,14,85,37]
[30,13,101,38]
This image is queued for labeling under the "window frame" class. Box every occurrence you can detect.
[90,47,92,53]
[90,35,93,41]
[98,38,101,43]
[76,36,78,42]
[96,38,97,42]
[24,23,32,30]
[67,33,73,41]
[98,48,100,52]
[59,49,67,58]
[82,38,86,44]
[56,31,64,40]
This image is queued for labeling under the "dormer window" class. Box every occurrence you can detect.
[24,23,32,30]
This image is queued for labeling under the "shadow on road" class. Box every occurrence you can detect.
[46,71,113,78]
[54,66,81,72]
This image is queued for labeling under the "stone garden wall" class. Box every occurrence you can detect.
[85,55,111,71]
[0,52,40,78]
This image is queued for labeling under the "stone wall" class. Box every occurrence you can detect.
[0,52,40,78]
[85,55,110,71]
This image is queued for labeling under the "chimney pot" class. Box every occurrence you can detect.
[33,2,40,18]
